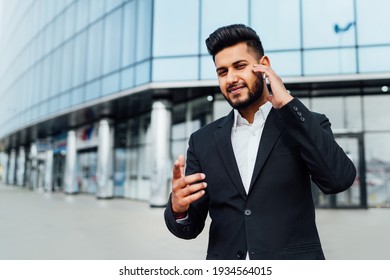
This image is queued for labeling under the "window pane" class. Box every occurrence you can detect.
[152,57,198,82]
[359,46,390,73]
[71,87,84,106]
[311,97,344,129]
[302,0,355,48]
[89,0,106,23]
[122,0,136,67]
[136,0,152,61]
[59,92,71,110]
[106,0,123,12]
[304,48,356,75]
[363,95,390,131]
[357,0,390,45]
[63,3,76,41]
[61,41,74,92]
[121,67,135,90]
[135,61,151,86]
[85,80,101,101]
[251,0,301,51]
[268,51,301,77]
[73,32,87,87]
[201,0,248,54]
[153,0,199,56]
[200,56,216,80]
[102,72,120,96]
[103,9,122,74]
[86,21,103,81]
[76,0,89,33]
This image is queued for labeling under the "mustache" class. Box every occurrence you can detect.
[227,82,247,91]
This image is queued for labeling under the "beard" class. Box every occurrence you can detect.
[225,74,265,110]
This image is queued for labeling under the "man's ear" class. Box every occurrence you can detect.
[259,56,270,67]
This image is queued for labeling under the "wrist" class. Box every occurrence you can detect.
[173,210,188,219]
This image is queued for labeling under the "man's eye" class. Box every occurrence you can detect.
[236,64,246,69]
[218,71,227,77]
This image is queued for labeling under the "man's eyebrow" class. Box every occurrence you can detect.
[216,60,249,72]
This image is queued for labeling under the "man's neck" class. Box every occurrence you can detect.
[238,97,268,124]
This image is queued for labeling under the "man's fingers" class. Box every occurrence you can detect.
[181,189,206,206]
[172,173,206,191]
[172,155,185,179]
[184,181,207,195]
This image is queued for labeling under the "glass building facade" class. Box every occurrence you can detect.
[1,0,390,207]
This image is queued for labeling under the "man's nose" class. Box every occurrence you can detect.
[226,70,238,84]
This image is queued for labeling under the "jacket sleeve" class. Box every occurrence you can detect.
[164,134,210,239]
[277,98,357,194]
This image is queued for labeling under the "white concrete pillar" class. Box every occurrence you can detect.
[29,143,38,190]
[7,149,16,185]
[44,149,54,192]
[0,152,7,183]
[16,146,26,186]
[64,130,77,194]
[150,99,172,207]
[96,119,114,198]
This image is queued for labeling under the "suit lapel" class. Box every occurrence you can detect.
[248,108,285,193]
[214,110,247,200]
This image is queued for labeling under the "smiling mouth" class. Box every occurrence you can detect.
[228,84,246,95]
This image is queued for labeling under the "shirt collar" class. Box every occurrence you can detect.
[233,101,272,131]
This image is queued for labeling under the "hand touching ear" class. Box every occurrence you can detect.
[253,64,293,109]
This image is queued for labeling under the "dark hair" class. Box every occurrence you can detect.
[205,24,264,60]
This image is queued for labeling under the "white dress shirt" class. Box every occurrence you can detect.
[232,101,272,260]
[231,101,272,194]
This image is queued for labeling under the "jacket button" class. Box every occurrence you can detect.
[300,117,305,122]
[293,106,298,111]
[244,209,252,216]
[296,111,302,116]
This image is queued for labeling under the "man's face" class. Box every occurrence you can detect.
[214,42,264,110]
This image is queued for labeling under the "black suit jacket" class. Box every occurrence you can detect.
[165,98,356,260]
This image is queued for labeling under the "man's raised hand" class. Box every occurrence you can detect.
[171,155,207,214]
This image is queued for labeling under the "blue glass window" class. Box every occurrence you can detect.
[73,32,87,87]
[89,0,106,23]
[304,48,356,75]
[103,8,122,75]
[85,80,101,101]
[71,87,84,106]
[200,56,216,80]
[356,0,390,45]
[251,0,301,51]
[135,61,151,86]
[102,72,120,96]
[63,3,76,41]
[152,57,198,82]
[121,66,135,90]
[86,21,103,81]
[76,0,90,33]
[60,92,71,110]
[268,51,302,77]
[61,41,74,92]
[136,0,152,62]
[359,46,390,73]
[153,0,199,57]
[302,0,355,48]
[201,0,249,54]
[122,0,136,68]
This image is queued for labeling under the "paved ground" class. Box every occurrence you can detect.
[0,184,389,260]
